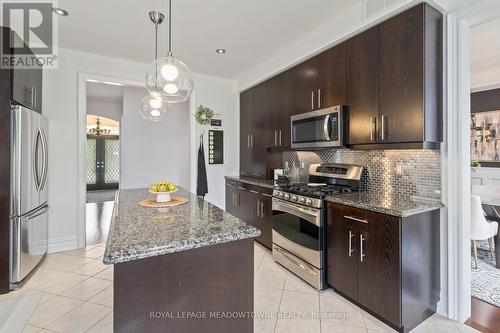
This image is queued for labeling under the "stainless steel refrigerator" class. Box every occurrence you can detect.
[10,104,48,287]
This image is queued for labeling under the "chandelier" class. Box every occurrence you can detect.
[87,117,111,136]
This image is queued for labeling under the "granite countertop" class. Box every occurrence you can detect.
[103,188,260,265]
[325,192,444,217]
[225,175,275,189]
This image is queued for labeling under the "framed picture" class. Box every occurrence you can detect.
[471,110,500,164]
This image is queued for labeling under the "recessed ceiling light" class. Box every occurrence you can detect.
[52,7,69,16]
[216,49,226,54]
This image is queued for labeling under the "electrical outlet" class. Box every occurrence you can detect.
[396,162,403,176]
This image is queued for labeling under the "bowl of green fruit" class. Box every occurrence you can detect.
[149,180,177,203]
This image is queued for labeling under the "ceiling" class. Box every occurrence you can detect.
[58,0,359,79]
[86,81,124,104]
[471,17,500,90]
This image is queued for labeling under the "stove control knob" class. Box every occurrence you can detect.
[306,199,313,206]
[291,195,298,201]
[284,193,290,200]
[298,197,306,204]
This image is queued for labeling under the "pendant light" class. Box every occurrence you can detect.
[140,11,170,122]
[145,0,194,103]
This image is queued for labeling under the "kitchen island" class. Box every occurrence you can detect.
[103,188,260,333]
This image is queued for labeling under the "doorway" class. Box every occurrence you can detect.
[85,81,124,245]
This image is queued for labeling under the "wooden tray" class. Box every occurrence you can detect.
[139,197,188,208]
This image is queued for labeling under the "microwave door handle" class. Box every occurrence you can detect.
[323,115,331,141]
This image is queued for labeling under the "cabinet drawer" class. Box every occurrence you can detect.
[327,203,400,242]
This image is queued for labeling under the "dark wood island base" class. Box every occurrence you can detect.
[114,238,254,333]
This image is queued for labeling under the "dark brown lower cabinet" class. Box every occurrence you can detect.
[326,202,440,333]
[225,180,273,249]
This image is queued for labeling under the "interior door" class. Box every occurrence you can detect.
[86,135,119,190]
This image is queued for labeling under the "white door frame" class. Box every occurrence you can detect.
[76,72,144,248]
[445,0,500,322]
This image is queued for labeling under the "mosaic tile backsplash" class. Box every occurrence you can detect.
[282,149,441,200]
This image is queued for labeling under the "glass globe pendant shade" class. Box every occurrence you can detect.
[139,95,170,122]
[145,55,194,103]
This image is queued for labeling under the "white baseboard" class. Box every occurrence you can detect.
[47,236,78,254]
[436,291,448,319]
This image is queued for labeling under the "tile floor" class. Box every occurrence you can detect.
[0,242,479,333]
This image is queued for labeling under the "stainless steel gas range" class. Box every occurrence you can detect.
[271,163,364,290]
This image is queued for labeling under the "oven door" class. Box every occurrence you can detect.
[291,106,343,149]
[272,198,322,268]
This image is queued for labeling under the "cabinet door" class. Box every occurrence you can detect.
[239,91,252,177]
[258,193,273,249]
[248,189,262,232]
[357,231,401,326]
[317,44,345,109]
[346,26,379,145]
[11,33,43,113]
[294,57,318,115]
[249,84,268,178]
[225,183,237,216]
[326,206,358,299]
[264,77,280,148]
[277,69,295,148]
[379,4,424,143]
[237,186,251,222]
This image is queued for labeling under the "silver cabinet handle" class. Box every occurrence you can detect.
[247,135,250,148]
[33,88,37,108]
[237,187,245,190]
[256,200,260,216]
[344,215,368,224]
[323,115,331,141]
[360,234,366,262]
[348,230,354,257]
[31,87,35,107]
[33,129,42,190]
[370,117,377,141]
[274,130,278,146]
[279,129,282,146]
[381,114,386,141]
[311,90,315,110]
[251,134,254,148]
[249,190,259,194]
[260,201,264,218]
[317,89,322,109]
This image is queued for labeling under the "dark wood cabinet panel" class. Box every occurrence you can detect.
[357,232,400,326]
[346,26,379,145]
[277,69,295,148]
[327,218,358,299]
[379,4,424,143]
[250,84,268,178]
[326,202,440,333]
[317,44,346,108]
[225,181,273,249]
[294,57,318,115]
[239,91,252,177]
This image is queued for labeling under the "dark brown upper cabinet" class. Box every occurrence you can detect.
[239,90,252,177]
[267,69,295,148]
[294,43,346,115]
[346,26,380,145]
[347,3,442,149]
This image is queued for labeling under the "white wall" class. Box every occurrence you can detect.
[189,73,239,209]
[120,87,190,189]
[86,99,123,122]
[43,47,238,252]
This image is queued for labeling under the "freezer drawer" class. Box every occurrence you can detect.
[11,205,48,284]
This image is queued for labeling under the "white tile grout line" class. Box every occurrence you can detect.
[273,273,287,333]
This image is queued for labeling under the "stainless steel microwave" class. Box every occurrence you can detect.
[291,105,346,149]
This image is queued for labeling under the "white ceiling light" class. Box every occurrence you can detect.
[140,11,170,121]
[216,49,226,54]
[145,0,194,103]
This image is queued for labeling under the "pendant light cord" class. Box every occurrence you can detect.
[168,0,172,56]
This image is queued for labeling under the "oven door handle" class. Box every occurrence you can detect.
[323,114,331,141]
[272,198,321,226]
[274,246,318,275]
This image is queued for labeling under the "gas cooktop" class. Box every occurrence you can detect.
[276,183,354,199]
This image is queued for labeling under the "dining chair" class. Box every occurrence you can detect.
[471,195,499,268]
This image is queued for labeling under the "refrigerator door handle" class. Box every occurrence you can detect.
[25,204,49,221]
[33,129,42,191]
[39,129,48,191]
